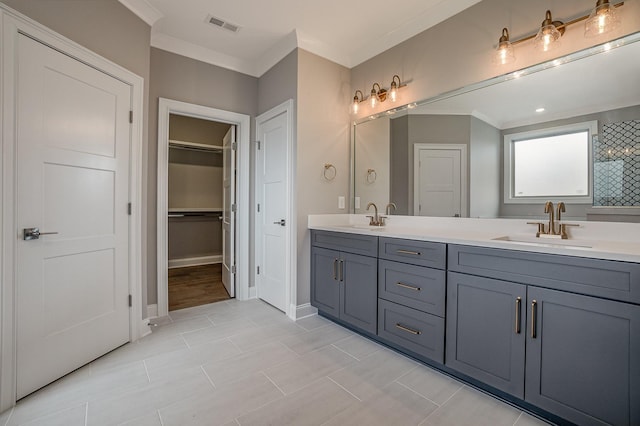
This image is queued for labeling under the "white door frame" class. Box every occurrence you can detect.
[413,143,468,217]
[255,100,297,320]
[157,98,251,317]
[0,5,145,411]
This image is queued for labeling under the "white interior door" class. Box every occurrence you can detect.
[255,111,289,312]
[16,34,131,398]
[222,126,236,297]
[415,148,462,217]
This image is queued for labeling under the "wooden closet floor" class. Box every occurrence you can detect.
[168,263,231,311]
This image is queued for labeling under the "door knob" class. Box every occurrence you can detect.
[273,219,286,226]
[23,227,58,240]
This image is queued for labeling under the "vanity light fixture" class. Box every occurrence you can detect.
[534,10,565,52]
[494,2,624,64]
[352,90,365,114]
[494,28,516,65]
[585,0,621,37]
[370,83,386,108]
[389,75,404,102]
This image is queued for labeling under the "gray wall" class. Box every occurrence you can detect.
[390,116,409,214]
[470,117,501,218]
[296,49,351,305]
[148,47,258,304]
[258,50,298,115]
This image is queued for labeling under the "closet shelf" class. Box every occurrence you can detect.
[169,139,223,153]
[169,208,222,213]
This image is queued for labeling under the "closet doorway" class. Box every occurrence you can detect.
[157,99,251,317]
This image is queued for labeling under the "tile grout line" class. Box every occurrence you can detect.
[393,380,442,407]
[200,365,217,389]
[419,384,465,425]
[179,332,192,350]
[157,409,166,426]
[513,411,524,426]
[330,343,362,361]
[326,376,363,402]
[2,407,13,426]
[142,360,152,383]
[260,371,286,396]
[84,402,89,426]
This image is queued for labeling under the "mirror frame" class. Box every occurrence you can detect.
[350,31,640,213]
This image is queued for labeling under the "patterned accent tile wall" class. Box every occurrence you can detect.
[593,120,640,206]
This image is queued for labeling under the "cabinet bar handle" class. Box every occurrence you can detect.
[531,300,537,339]
[396,249,421,256]
[515,297,521,334]
[339,259,344,282]
[333,259,338,280]
[395,323,421,335]
[396,282,421,291]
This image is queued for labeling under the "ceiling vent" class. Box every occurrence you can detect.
[206,14,241,33]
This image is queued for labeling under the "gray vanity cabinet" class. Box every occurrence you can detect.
[448,244,640,426]
[526,287,640,426]
[446,272,526,398]
[310,231,378,334]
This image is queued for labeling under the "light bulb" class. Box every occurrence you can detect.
[493,28,515,65]
[370,89,377,108]
[585,0,620,37]
[389,84,398,102]
[534,11,563,52]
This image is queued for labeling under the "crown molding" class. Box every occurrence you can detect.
[118,0,163,26]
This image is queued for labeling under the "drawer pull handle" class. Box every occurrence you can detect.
[531,300,537,339]
[396,249,421,256]
[515,297,521,334]
[396,282,421,291]
[395,323,421,335]
[333,259,338,281]
[339,259,344,282]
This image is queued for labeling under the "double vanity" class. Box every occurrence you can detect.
[309,214,640,426]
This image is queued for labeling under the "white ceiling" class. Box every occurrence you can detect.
[118,0,482,77]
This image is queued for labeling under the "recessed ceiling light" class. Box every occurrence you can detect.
[536,107,546,113]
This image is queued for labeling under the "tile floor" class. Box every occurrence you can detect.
[0,299,551,426]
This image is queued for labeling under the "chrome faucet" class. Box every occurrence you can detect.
[385,203,397,216]
[366,202,383,226]
[544,201,556,235]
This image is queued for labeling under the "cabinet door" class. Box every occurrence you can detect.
[310,246,340,318]
[526,287,640,426]
[340,252,377,334]
[446,272,526,398]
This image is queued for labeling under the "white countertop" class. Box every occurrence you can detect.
[308,214,640,263]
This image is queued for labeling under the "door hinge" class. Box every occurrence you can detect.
[257,203,260,213]
[255,140,261,150]
[232,142,237,151]
[231,265,236,274]
[231,204,237,212]
[257,266,260,275]
[129,111,133,123]
[128,294,132,307]
[128,202,132,215]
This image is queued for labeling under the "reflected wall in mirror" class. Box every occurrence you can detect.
[352,33,640,221]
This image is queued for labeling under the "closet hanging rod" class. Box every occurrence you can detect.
[168,140,222,153]
[168,212,222,218]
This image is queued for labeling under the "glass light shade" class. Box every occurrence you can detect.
[534,24,562,52]
[389,83,398,102]
[494,40,515,65]
[585,1,621,37]
[352,98,359,114]
[370,89,377,108]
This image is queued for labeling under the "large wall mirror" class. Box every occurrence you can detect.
[352,32,640,221]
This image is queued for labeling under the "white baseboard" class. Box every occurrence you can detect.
[249,286,257,299]
[139,319,152,338]
[146,304,158,319]
[168,255,221,269]
[292,303,318,320]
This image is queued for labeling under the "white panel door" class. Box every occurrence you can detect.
[222,126,236,297]
[16,35,131,398]
[256,112,288,312]
[416,149,461,217]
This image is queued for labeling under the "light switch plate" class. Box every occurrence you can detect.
[338,196,345,209]
[355,197,360,209]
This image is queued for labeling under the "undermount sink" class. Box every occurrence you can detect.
[492,235,592,249]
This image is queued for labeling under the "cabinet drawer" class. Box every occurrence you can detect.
[311,230,378,257]
[449,244,640,304]
[379,237,446,269]
[378,299,444,364]
[378,260,445,317]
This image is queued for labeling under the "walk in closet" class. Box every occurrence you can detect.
[167,114,234,310]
